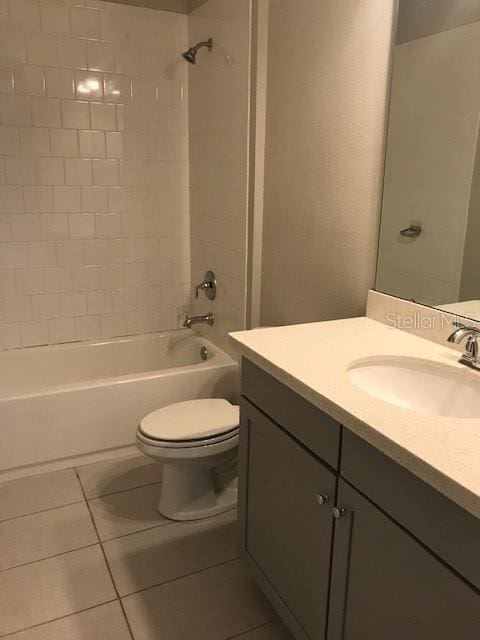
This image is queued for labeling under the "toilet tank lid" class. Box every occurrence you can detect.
[139,398,240,441]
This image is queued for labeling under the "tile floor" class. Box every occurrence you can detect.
[0,454,293,640]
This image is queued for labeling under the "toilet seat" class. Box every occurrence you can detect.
[138,398,240,448]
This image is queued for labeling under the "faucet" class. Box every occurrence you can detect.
[447,321,480,369]
[183,312,215,329]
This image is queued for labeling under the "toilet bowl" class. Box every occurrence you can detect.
[136,398,239,521]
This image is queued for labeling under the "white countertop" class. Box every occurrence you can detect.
[230,317,480,520]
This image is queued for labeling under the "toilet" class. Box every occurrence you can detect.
[136,398,240,521]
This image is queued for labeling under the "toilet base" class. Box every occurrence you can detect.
[158,462,238,521]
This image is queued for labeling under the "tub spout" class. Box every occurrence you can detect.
[183,312,215,328]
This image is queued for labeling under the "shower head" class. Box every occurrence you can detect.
[182,38,213,64]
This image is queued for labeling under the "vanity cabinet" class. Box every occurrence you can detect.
[239,359,480,640]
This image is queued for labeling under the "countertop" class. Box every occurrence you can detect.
[230,317,480,520]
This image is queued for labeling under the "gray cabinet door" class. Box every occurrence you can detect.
[241,400,336,640]
[328,479,480,640]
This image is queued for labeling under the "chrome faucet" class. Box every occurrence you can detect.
[447,321,480,369]
[183,312,215,329]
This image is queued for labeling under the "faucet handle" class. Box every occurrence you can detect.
[194,270,216,300]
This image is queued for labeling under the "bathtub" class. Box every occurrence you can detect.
[0,330,238,480]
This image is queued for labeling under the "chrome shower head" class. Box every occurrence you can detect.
[182,38,213,64]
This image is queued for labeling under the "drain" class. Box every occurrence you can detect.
[200,346,208,361]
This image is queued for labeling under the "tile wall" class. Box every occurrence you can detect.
[0,0,190,349]
[188,0,251,353]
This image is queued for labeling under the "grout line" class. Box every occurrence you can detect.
[98,518,171,544]
[0,542,100,576]
[0,599,120,640]
[225,620,279,640]
[119,556,241,600]
[0,498,86,525]
[74,468,136,640]
[84,478,163,501]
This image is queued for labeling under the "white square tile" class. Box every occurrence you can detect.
[111,286,136,311]
[5,157,35,185]
[31,97,61,128]
[0,95,31,125]
[74,313,101,340]
[61,100,90,129]
[40,4,71,36]
[106,131,124,158]
[65,158,93,185]
[41,213,68,240]
[93,159,118,185]
[71,7,100,40]
[56,239,85,266]
[13,64,45,96]
[3,601,132,640]
[57,37,87,70]
[44,266,72,293]
[91,102,116,130]
[0,30,26,64]
[48,316,75,343]
[54,186,82,212]
[0,186,24,213]
[20,319,49,346]
[86,289,112,314]
[69,213,95,238]
[98,263,124,289]
[0,469,83,521]
[50,129,78,157]
[122,559,273,640]
[0,268,15,294]
[101,312,125,337]
[32,292,61,319]
[0,242,28,268]
[0,126,20,155]
[26,33,58,67]
[0,323,21,348]
[71,264,98,290]
[79,130,105,157]
[75,71,103,101]
[95,212,121,237]
[36,158,65,185]
[45,68,75,99]
[87,41,115,72]
[9,0,41,31]
[27,241,56,267]
[20,127,50,156]
[84,238,109,264]
[0,545,115,636]
[2,295,31,321]
[104,74,131,104]
[125,309,149,334]
[0,66,14,93]
[10,214,41,241]
[81,185,108,212]
[60,291,87,316]
[15,268,44,295]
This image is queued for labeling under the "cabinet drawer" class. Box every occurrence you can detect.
[241,358,341,469]
[341,429,480,590]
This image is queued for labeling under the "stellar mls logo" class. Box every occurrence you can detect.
[385,312,457,331]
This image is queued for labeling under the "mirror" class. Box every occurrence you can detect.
[376,0,480,321]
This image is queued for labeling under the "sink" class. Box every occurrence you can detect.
[347,356,480,419]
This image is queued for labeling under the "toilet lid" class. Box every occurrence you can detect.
[139,399,240,442]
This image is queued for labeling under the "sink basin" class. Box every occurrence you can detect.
[347,356,480,419]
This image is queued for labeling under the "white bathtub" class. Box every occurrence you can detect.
[0,330,238,480]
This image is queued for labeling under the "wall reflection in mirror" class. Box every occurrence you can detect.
[376,0,480,321]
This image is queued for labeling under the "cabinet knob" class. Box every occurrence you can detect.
[332,506,346,519]
[315,494,329,506]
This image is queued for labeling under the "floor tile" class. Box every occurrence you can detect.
[88,483,168,541]
[232,619,294,639]
[0,502,98,571]
[2,601,131,640]
[122,559,274,640]
[0,470,83,522]
[76,455,161,499]
[104,509,239,596]
[0,545,116,636]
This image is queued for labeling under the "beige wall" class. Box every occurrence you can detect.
[260,0,395,327]
[0,0,190,349]
[188,0,251,351]
[460,129,480,301]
